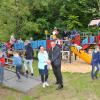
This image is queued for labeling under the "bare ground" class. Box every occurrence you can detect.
[61,59,91,73]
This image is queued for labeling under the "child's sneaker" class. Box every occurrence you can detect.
[42,83,46,88]
[45,82,49,86]
[25,73,28,78]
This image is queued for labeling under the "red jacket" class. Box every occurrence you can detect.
[0,57,5,65]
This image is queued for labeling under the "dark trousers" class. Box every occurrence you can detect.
[52,64,63,85]
[41,74,48,83]
[16,66,22,79]
[91,65,99,79]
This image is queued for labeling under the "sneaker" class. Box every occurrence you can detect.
[42,83,46,88]
[31,73,33,76]
[17,78,22,82]
[25,73,28,78]
[45,82,49,86]
[30,74,34,79]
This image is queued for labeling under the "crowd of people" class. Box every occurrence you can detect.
[0,35,63,90]
[0,31,100,90]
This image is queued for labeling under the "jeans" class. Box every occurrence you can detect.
[41,74,48,83]
[24,59,33,74]
[91,65,99,79]
[16,65,22,79]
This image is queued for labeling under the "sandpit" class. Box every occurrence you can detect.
[61,59,91,73]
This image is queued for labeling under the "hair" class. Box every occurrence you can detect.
[38,45,44,50]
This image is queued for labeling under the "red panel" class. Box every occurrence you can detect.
[46,40,51,50]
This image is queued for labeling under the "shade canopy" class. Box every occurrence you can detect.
[88,19,100,26]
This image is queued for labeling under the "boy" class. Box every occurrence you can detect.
[13,51,22,81]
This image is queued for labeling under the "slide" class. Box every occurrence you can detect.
[71,46,92,64]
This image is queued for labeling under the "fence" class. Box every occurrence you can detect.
[14,40,47,50]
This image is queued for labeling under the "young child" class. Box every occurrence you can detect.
[0,50,5,66]
[12,51,22,81]
[0,50,5,83]
[91,46,99,80]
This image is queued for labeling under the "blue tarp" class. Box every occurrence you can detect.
[14,43,25,50]
[82,38,88,45]
[14,40,47,50]
[90,36,94,43]
[31,41,38,49]
[37,40,46,48]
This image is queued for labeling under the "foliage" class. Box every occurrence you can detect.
[0,0,100,40]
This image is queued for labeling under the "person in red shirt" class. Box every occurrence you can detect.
[0,50,5,66]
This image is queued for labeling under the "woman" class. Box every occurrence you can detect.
[38,46,50,88]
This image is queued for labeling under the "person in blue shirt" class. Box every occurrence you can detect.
[13,51,22,81]
[91,46,100,80]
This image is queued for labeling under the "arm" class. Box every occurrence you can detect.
[51,48,61,63]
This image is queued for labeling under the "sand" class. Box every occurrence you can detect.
[61,59,91,73]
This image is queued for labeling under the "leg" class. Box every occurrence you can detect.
[91,65,95,79]
[41,74,46,88]
[24,59,28,73]
[16,67,21,79]
[55,64,63,90]
[56,65,63,86]
[41,74,44,83]
[45,74,49,86]
[52,65,59,83]
[94,65,99,78]
[29,60,34,75]
[45,74,48,82]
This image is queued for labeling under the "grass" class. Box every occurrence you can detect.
[0,60,100,100]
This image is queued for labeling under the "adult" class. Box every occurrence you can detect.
[49,40,63,90]
[24,40,34,77]
[38,46,50,88]
[18,38,23,43]
[91,46,99,80]
[10,34,15,45]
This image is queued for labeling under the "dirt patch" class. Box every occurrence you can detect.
[61,59,91,73]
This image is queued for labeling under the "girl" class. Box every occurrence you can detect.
[38,46,50,88]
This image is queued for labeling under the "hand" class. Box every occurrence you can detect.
[47,60,51,65]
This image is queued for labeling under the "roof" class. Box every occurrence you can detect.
[88,19,100,26]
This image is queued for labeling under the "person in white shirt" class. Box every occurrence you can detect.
[38,46,50,88]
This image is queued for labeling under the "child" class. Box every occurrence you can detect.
[12,51,22,81]
[0,50,5,83]
[38,46,50,88]
[91,46,99,80]
[0,50,5,65]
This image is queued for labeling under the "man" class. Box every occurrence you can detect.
[49,40,63,90]
[24,40,34,78]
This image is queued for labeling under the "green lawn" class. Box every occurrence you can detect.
[0,60,100,100]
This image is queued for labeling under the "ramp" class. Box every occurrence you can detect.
[71,46,92,64]
[2,69,40,93]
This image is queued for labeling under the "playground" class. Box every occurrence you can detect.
[1,0,100,99]
[0,29,100,100]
